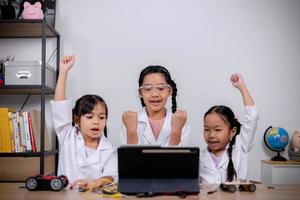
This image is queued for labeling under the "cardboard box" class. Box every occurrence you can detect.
[4,61,55,89]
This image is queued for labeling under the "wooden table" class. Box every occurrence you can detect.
[0,183,300,200]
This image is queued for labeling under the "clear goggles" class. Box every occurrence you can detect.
[139,84,171,94]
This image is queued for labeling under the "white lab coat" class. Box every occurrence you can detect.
[200,105,259,184]
[120,107,190,146]
[51,99,118,183]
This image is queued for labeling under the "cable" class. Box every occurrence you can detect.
[20,94,30,112]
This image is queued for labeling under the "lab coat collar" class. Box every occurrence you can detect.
[202,144,232,169]
[76,133,113,167]
[138,107,171,145]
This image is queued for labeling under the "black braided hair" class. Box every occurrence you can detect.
[138,65,177,113]
[204,105,242,182]
[72,94,108,137]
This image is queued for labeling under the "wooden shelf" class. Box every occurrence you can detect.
[0,150,57,157]
[0,85,55,94]
[0,20,59,38]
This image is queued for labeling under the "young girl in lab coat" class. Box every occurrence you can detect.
[120,65,190,146]
[51,55,117,190]
[200,73,258,184]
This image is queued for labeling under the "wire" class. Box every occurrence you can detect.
[20,94,30,112]
[47,48,57,65]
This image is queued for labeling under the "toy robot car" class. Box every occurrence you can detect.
[220,181,256,193]
[26,175,68,191]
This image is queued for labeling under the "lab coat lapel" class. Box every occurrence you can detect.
[156,109,171,145]
[138,108,156,144]
[77,135,111,167]
[84,136,112,166]
[76,132,87,167]
[202,148,215,169]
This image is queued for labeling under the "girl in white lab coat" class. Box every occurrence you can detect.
[200,73,258,184]
[51,55,117,191]
[120,65,190,146]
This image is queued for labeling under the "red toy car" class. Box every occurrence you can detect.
[26,175,68,191]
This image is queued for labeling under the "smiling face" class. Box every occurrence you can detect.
[204,112,236,156]
[75,102,107,142]
[139,73,172,116]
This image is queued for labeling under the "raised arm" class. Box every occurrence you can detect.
[230,73,255,106]
[231,73,258,152]
[54,55,75,101]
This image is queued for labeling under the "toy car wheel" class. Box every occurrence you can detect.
[50,178,63,191]
[26,177,38,191]
[220,183,236,193]
[58,175,69,187]
[248,184,256,192]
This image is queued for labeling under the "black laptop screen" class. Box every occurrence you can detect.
[118,146,199,179]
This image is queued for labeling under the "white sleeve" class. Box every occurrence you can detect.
[167,124,190,146]
[101,149,118,182]
[239,105,259,152]
[120,123,142,145]
[50,99,74,145]
[120,123,127,145]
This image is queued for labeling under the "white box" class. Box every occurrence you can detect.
[261,160,300,185]
[4,61,56,89]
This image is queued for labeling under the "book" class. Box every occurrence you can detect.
[22,112,32,152]
[11,113,21,153]
[0,108,12,152]
[30,109,51,151]
[27,113,36,152]
[18,113,27,152]
[8,112,15,152]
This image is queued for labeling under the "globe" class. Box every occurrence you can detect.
[264,126,289,161]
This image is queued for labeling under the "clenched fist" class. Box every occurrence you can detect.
[122,111,138,138]
[171,110,187,134]
[230,73,246,89]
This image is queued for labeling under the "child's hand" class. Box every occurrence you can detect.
[70,179,101,191]
[122,111,138,133]
[171,110,187,134]
[60,55,75,74]
[230,73,246,89]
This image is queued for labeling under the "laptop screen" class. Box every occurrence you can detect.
[118,146,199,179]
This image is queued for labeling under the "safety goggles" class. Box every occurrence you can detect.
[139,84,171,94]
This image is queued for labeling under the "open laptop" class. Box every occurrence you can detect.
[118,146,200,195]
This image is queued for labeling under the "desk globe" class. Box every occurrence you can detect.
[264,126,289,161]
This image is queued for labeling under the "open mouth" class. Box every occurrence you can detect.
[90,128,100,132]
[208,141,219,146]
[149,100,162,106]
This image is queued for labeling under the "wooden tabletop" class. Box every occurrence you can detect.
[262,160,300,165]
[1,183,300,200]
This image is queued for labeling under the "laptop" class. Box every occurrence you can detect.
[118,146,200,195]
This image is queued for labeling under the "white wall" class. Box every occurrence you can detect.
[1,0,300,181]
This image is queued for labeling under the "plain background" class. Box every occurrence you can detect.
[1,0,300,181]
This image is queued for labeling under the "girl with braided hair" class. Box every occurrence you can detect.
[51,55,117,190]
[200,73,258,184]
[120,65,190,146]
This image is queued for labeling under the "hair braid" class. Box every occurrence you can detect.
[103,126,107,138]
[226,135,237,182]
[170,80,177,113]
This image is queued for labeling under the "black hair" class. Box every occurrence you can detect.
[138,65,177,113]
[72,94,108,137]
[204,105,242,182]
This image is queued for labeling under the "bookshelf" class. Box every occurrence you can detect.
[0,19,60,181]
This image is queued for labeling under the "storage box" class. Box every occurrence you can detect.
[4,61,56,89]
